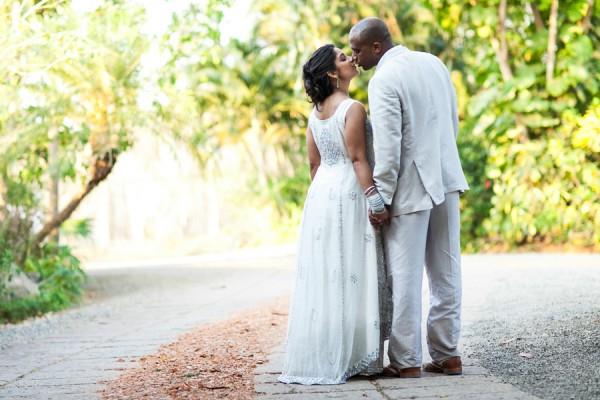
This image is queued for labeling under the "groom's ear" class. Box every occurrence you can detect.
[372,41,382,55]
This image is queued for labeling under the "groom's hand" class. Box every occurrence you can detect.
[369,207,390,227]
[368,210,380,227]
[376,207,391,225]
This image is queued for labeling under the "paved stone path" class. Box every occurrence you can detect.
[1,253,597,399]
[254,347,539,399]
[253,253,600,400]
[0,255,294,399]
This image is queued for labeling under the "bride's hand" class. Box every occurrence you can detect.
[369,208,390,227]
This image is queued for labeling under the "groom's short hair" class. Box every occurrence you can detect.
[350,17,391,44]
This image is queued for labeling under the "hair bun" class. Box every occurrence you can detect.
[302,44,336,107]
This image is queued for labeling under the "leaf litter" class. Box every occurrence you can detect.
[101,298,288,400]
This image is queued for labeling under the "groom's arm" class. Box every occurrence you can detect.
[368,75,403,206]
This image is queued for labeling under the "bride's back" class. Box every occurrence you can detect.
[313,93,349,121]
[309,97,360,168]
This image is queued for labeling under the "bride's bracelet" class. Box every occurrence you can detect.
[366,190,386,214]
[364,185,377,196]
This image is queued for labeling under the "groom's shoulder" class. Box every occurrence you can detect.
[370,57,403,89]
[415,50,449,70]
[410,49,438,63]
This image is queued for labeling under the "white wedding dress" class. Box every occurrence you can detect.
[279,98,391,385]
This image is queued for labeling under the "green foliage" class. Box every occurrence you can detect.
[1,0,147,229]
[155,0,232,166]
[60,218,93,239]
[0,243,85,323]
[25,244,85,305]
[0,0,598,325]
[439,0,600,249]
[265,164,312,216]
[0,0,147,321]
[0,239,13,296]
[161,0,599,250]
[457,126,494,250]
[483,103,600,247]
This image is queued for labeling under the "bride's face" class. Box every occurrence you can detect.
[333,48,358,82]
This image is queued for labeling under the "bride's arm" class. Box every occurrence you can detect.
[307,126,320,181]
[346,102,389,223]
[345,102,374,192]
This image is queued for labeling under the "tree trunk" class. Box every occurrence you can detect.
[529,3,545,31]
[493,0,527,141]
[582,0,594,33]
[546,0,559,83]
[34,152,117,247]
[47,133,59,244]
[495,0,513,81]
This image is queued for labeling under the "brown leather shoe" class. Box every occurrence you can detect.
[423,356,462,375]
[399,367,422,378]
[382,365,421,378]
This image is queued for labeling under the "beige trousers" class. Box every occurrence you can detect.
[383,191,462,369]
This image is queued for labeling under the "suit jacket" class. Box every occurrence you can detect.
[368,45,469,216]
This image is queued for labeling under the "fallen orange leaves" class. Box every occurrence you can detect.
[101,298,288,400]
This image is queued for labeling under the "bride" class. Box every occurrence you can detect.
[278,44,391,385]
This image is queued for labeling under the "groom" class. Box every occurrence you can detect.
[349,18,469,378]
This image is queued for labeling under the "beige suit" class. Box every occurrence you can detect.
[368,45,468,368]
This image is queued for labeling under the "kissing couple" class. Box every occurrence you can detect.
[278,17,469,384]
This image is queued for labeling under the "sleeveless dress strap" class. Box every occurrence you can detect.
[336,98,359,122]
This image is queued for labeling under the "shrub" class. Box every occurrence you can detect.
[0,244,85,324]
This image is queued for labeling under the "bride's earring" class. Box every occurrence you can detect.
[336,76,340,89]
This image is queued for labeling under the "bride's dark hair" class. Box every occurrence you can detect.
[302,44,336,109]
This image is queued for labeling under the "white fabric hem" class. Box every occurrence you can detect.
[277,375,346,385]
[277,349,379,386]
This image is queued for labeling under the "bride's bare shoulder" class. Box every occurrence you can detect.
[347,100,367,119]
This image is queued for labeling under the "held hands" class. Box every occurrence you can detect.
[364,185,390,228]
[369,207,390,228]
